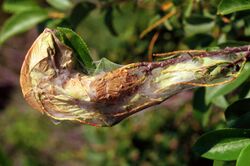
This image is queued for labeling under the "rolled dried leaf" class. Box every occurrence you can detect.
[20,28,250,127]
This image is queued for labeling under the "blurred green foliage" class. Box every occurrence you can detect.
[2,0,250,165]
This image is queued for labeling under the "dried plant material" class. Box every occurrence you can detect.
[148,31,159,61]
[20,28,250,127]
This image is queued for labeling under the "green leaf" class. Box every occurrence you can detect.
[0,9,48,45]
[211,96,229,109]
[69,2,95,29]
[193,128,250,160]
[2,0,40,13]
[184,0,193,18]
[56,27,95,72]
[236,144,250,166]
[104,7,118,36]
[218,0,250,15]
[184,15,215,37]
[93,58,122,75]
[46,0,72,11]
[205,63,250,104]
[193,87,209,112]
[225,98,250,128]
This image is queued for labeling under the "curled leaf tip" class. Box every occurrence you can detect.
[20,28,250,127]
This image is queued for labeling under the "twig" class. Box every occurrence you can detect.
[153,50,206,57]
[148,31,160,61]
[140,9,176,39]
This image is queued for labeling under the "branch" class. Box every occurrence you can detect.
[20,28,250,127]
